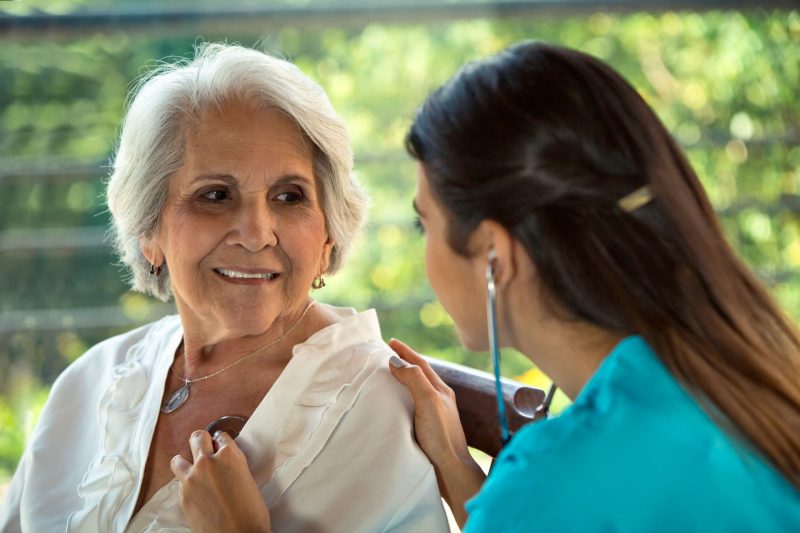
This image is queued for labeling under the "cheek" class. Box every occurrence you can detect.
[424,240,489,351]
[164,218,219,264]
[282,218,328,270]
[425,242,466,319]
[424,239,444,295]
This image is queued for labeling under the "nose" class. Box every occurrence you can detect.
[229,196,278,252]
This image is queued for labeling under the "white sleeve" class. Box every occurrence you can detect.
[327,363,449,532]
[0,451,27,533]
[382,466,449,532]
[266,360,450,533]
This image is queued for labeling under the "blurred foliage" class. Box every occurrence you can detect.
[1,7,799,479]
[0,373,47,476]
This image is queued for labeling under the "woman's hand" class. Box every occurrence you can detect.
[170,430,272,533]
[388,338,486,528]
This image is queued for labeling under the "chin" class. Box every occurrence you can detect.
[456,326,489,353]
[220,312,277,336]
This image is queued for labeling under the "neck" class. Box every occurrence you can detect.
[177,300,318,378]
[504,292,623,399]
[517,321,622,399]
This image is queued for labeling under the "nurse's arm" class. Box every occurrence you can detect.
[389,339,486,528]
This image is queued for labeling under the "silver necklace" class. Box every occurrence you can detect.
[161,301,315,414]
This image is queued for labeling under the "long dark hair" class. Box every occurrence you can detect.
[406,41,800,488]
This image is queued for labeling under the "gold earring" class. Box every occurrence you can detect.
[312,276,326,289]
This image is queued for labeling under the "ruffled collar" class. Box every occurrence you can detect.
[67,315,183,532]
[68,305,384,532]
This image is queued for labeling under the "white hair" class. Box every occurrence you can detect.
[106,42,368,302]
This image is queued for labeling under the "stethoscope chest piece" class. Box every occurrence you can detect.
[205,415,248,439]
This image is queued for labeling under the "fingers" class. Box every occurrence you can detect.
[389,355,441,406]
[174,430,244,476]
[190,430,214,462]
[388,338,447,389]
[171,454,192,480]
[212,430,236,451]
[172,430,212,481]
[388,338,425,363]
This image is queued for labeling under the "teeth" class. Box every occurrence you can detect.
[217,268,276,280]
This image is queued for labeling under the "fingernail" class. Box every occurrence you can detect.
[389,355,409,368]
[213,430,223,440]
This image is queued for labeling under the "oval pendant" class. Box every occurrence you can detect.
[161,384,190,414]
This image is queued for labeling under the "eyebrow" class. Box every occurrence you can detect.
[191,173,238,186]
[190,173,314,188]
[412,199,424,216]
[272,174,314,189]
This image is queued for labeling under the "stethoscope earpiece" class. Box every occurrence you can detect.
[486,246,558,450]
[486,247,511,448]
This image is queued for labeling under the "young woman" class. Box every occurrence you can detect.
[389,41,800,531]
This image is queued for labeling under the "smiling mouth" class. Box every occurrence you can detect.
[214,268,279,280]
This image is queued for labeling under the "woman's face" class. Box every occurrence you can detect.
[145,101,331,342]
[414,164,488,351]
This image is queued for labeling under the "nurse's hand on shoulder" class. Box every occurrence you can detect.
[388,339,472,469]
[171,430,272,533]
[388,338,486,529]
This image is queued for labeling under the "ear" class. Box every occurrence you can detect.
[139,236,162,266]
[475,220,518,288]
[319,237,335,274]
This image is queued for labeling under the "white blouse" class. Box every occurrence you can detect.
[0,306,448,532]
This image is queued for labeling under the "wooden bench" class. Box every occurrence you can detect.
[425,357,550,457]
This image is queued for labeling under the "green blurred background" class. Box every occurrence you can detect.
[1,1,799,486]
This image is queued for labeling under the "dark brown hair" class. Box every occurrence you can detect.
[406,41,800,487]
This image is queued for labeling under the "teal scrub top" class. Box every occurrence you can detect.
[465,336,800,532]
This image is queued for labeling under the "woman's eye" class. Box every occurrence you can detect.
[274,190,304,204]
[413,216,425,234]
[201,189,230,202]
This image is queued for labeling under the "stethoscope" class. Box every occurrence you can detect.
[206,415,247,444]
[487,249,557,449]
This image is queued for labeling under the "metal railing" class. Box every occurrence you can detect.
[2,1,796,39]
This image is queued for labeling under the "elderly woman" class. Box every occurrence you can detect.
[0,43,447,532]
